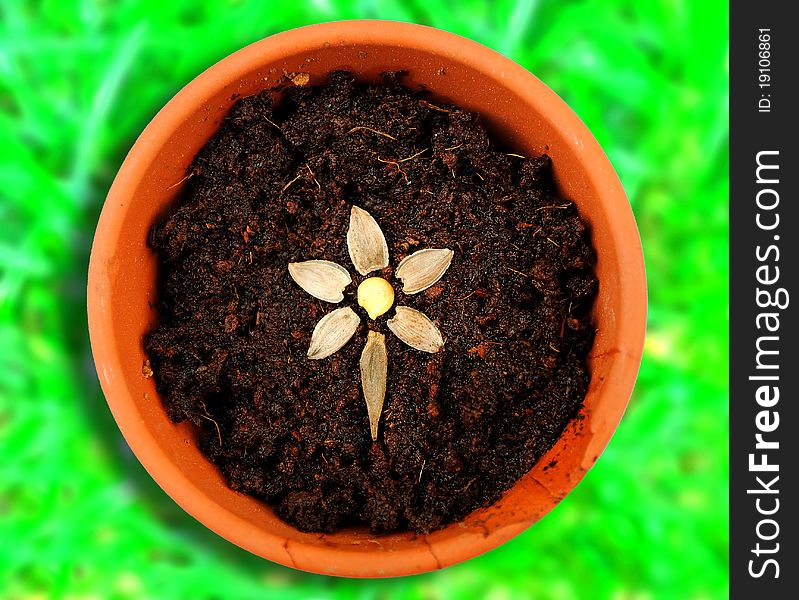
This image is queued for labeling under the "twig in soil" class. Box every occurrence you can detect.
[377,156,409,182]
[444,143,463,151]
[347,126,397,140]
[166,171,194,190]
[505,267,528,278]
[418,459,426,483]
[305,163,321,189]
[281,172,303,192]
[198,401,223,447]
[474,171,485,181]
[505,152,526,159]
[459,478,476,493]
[421,100,454,113]
[546,237,560,248]
[536,203,572,211]
[264,116,282,132]
[397,148,428,163]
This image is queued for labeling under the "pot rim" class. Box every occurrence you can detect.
[88,19,646,577]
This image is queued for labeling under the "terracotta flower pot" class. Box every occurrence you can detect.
[88,20,646,577]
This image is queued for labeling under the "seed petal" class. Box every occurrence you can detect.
[347,205,389,275]
[387,306,444,353]
[307,307,360,359]
[288,260,352,303]
[395,248,454,294]
[360,330,388,441]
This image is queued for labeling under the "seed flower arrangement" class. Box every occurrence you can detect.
[288,205,453,440]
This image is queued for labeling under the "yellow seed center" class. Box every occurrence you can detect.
[357,277,395,319]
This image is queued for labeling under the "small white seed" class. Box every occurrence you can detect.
[357,277,395,319]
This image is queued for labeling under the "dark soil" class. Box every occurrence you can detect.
[145,71,598,534]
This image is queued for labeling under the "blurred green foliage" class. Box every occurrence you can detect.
[0,0,728,598]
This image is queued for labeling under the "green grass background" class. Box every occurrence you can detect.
[0,0,728,598]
